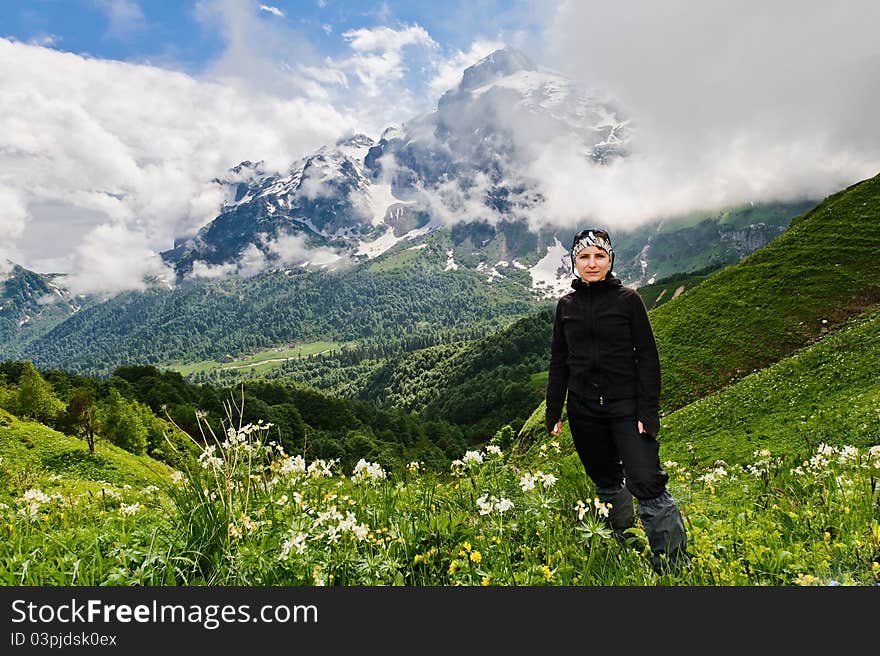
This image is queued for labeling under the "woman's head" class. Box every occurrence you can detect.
[571,229,614,282]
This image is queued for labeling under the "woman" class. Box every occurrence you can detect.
[545,228,690,574]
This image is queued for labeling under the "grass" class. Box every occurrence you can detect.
[1,391,877,586]
[650,172,880,411]
[165,341,343,377]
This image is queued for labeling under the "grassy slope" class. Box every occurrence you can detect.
[0,408,173,503]
[517,172,880,449]
[516,306,880,472]
[652,173,880,411]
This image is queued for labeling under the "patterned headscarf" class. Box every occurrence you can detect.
[570,229,614,276]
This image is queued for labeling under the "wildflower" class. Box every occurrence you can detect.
[143,485,159,495]
[541,565,553,582]
[407,461,421,474]
[22,489,51,504]
[352,459,387,483]
[486,444,503,457]
[540,473,558,488]
[795,573,820,586]
[470,551,482,564]
[575,500,588,521]
[280,455,306,475]
[481,576,490,586]
[279,532,308,559]
[476,495,514,515]
[462,450,484,467]
[119,502,140,516]
[197,445,223,470]
[519,473,537,492]
[170,471,185,484]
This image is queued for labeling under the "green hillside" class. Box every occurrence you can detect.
[517,306,880,469]
[0,408,173,501]
[652,173,880,411]
[517,172,880,449]
[12,263,542,377]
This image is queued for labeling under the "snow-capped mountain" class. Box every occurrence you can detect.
[161,47,631,297]
[159,46,806,300]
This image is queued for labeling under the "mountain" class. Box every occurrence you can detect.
[160,46,809,298]
[0,47,819,372]
[9,260,547,376]
[0,263,90,355]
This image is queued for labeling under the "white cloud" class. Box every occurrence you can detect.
[187,232,344,280]
[535,0,880,230]
[0,37,354,291]
[0,185,28,240]
[94,0,146,39]
[61,224,175,296]
[259,5,285,18]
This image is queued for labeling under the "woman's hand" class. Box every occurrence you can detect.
[550,421,562,437]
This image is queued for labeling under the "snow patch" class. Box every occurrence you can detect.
[529,238,573,298]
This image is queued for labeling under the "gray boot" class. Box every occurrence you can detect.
[597,484,635,543]
[637,491,691,574]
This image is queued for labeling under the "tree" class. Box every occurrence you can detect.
[60,388,99,453]
[103,389,148,455]
[16,361,65,424]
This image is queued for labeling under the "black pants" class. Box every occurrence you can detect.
[566,391,669,501]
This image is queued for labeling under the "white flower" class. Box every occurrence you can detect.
[486,445,503,457]
[170,471,185,484]
[119,502,141,516]
[476,494,513,515]
[280,532,308,559]
[539,473,558,488]
[22,489,51,504]
[519,473,537,492]
[280,454,306,475]
[462,450,484,467]
[352,459,386,482]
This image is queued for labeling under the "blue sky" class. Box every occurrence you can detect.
[2,1,880,294]
[0,1,535,72]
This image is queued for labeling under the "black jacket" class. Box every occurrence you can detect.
[545,275,661,436]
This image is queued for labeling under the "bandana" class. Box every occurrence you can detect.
[570,230,614,274]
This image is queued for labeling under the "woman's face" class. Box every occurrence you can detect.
[574,246,612,282]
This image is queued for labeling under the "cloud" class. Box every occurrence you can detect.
[61,223,176,296]
[533,0,880,230]
[259,5,285,18]
[188,232,344,279]
[0,185,28,240]
[0,37,355,290]
[94,0,147,39]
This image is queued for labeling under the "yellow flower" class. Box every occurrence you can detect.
[470,551,482,564]
[823,532,831,541]
[541,565,553,582]
[449,561,459,575]
[481,576,490,586]
[795,573,819,586]
[462,541,471,552]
